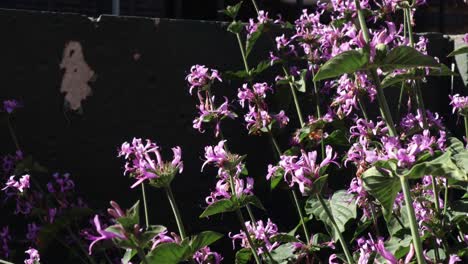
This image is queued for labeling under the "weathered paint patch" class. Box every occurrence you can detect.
[59,41,95,110]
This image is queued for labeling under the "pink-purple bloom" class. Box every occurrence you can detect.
[449,94,468,116]
[186,65,221,94]
[229,219,280,255]
[193,246,223,264]
[119,138,183,188]
[24,248,40,264]
[2,174,30,193]
[3,99,22,114]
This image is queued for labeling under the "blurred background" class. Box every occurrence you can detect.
[0,0,467,33]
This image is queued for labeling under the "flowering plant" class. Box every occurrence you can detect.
[2,0,468,263]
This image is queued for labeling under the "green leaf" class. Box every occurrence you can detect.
[189,231,223,252]
[228,21,244,34]
[270,234,300,243]
[352,220,372,242]
[246,24,263,58]
[381,64,457,89]
[117,200,140,230]
[323,130,349,146]
[199,199,236,218]
[267,243,296,263]
[251,60,271,76]
[361,161,400,221]
[448,46,468,57]
[446,137,468,179]
[287,217,310,237]
[400,151,467,181]
[294,70,307,93]
[383,235,412,259]
[223,70,250,80]
[426,249,446,261]
[314,49,369,81]
[235,248,252,264]
[386,206,410,236]
[140,225,167,245]
[305,190,357,240]
[223,1,243,19]
[309,175,328,194]
[380,46,439,71]
[239,195,266,210]
[146,243,188,264]
[121,249,137,264]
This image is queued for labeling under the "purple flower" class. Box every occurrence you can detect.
[279,146,338,194]
[47,173,75,193]
[26,223,40,243]
[193,96,237,137]
[202,140,229,171]
[0,226,11,258]
[449,94,468,115]
[24,248,40,264]
[449,254,462,264]
[118,138,183,188]
[464,34,468,45]
[193,246,223,264]
[186,65,221,94]
[3,99,22,114]
[87,215,125,255]
[2,174,30,193]
[229,219,280,255]
[151,230,180,250]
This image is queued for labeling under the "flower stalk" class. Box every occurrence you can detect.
[165,185,187,240]
[400,176,426,264]
[141,183,150,228]
[353,1,425,263]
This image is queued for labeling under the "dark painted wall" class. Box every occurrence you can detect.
[0,8,465,262]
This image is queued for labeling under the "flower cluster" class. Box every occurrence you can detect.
[202,140,254,205]
[2,99,22,114]
[449,94,468,116]
[229,219,280,255]
[2,174,30,193]
[193,246,223,264]
[356,235,414,264]
[187,65,237,137]
[238,82,289,134]
[268,145,338,195]
[119,138,183,188]
[24,248,40,264]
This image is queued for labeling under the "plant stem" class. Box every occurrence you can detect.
[236,209,262,264]
[246,205,257,223]
[311,69,325,157]
[282,67,305,126]
[6,116,21,151]
[236,33,250,74]
[165,185,187,239]
[316,194,354,264]
[464,116,468,139]
[137,247,149,264]
[369,70,397,136]
[431,176,440,214]
[141,183,150,228]
[0,260,14,264]
[369,203,381,237]
[250,0,260,14]
[291,189,311,244]
[400,176,426,264]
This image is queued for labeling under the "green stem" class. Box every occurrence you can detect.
[6,116,21,151]
[250,0,260,14]
[236,209,262,264]
[236,33,250,74]
[317,195,354,264]
[165,185,187,239]
[141,183,150,228]
[369,203,381,237]
[397,82,406,117]
[464,116,468,139]
[137,247,149,264]
[291,189,311,244]
[400,176,427,264]
[354,0,370,43]
[0,260,14,264]
[370,70,397,136]
[405,8,415,48]
[311,69,325,157]
[283,67,305,126]
[267,128,282,158]
[431,176,440,214]
[246,205,257,223]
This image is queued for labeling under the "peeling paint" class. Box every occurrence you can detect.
[59,41,95,110]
